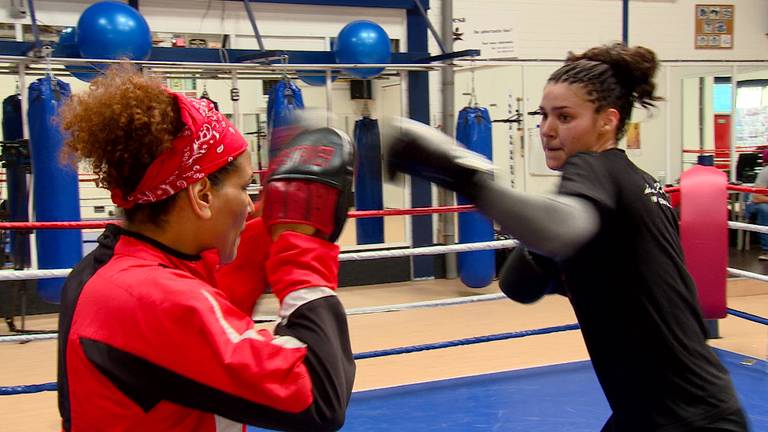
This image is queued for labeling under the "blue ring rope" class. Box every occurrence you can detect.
[5,308,767,397]
[727,308,768,326]
[1,323,580,396]
[353,323,581,360]
[0,382,56,396]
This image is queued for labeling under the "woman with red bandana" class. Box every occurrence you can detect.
[56,65,355,432]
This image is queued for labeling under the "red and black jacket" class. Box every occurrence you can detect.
[57,219,355,432]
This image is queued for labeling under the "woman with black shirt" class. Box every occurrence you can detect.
[383,43,748,431]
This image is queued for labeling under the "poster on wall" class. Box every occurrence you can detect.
[735,107,768,147]
[626,122,641,150]
[453,9,519,59]
[168,78,198,98]
[695,4,734,49]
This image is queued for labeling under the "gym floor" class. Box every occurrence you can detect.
[334,349,766,431]
[1,277,766,431]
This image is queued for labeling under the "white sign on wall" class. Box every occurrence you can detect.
[452,11,519,59]
[735,107,768,147]
[526,127,560,177]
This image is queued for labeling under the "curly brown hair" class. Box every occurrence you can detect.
[59,64,184,224]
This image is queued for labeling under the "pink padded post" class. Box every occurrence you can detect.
[679,165,728,319]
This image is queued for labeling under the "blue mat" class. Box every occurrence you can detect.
[249,349,767,431]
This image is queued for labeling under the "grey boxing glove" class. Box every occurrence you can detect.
[381,117,494,202]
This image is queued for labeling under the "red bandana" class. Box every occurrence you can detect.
[111,92,248,208]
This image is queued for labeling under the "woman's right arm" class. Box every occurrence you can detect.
[475,182,599,260]
[382,116,599,261]
[499,245,564,303]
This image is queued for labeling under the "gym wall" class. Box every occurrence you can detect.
[426,0,768,193]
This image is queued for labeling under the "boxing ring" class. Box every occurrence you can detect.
[338,349,767,432]
[0,197,767,430]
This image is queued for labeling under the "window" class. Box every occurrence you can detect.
[713,81,732,113]
[713,78,768,112]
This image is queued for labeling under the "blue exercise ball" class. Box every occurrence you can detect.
[55,27,100,82]
[334,20,391,79]
[298,70,339,86]
[76,1,152,62]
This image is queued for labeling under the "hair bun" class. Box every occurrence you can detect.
[568,43,661,108]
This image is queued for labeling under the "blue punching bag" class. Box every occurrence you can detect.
[2,94,22,139]
[456,107,495,288]
[267,80,304,160]
[354,117,384,244]
[2,94,31,268]
[28,77,82,303]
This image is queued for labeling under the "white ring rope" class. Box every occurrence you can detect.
[338,239,519,261]
[3,222,768,343]
[8,265,767,345]
[0,333,59,343]
[0,240,520,281]
[0,269,70,281]
[727,267,768,283]
[254,293,509,322]
[1,293,511,343]
[0,222,763,280]
[728,221,768,234]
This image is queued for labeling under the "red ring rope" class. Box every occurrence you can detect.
[0,205,478,230]
[682,147,766,154]
[2,185,766,231]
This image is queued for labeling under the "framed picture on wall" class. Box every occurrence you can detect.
[695,4,734,49]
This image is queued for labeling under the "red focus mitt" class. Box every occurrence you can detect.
[262,126,355,242]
